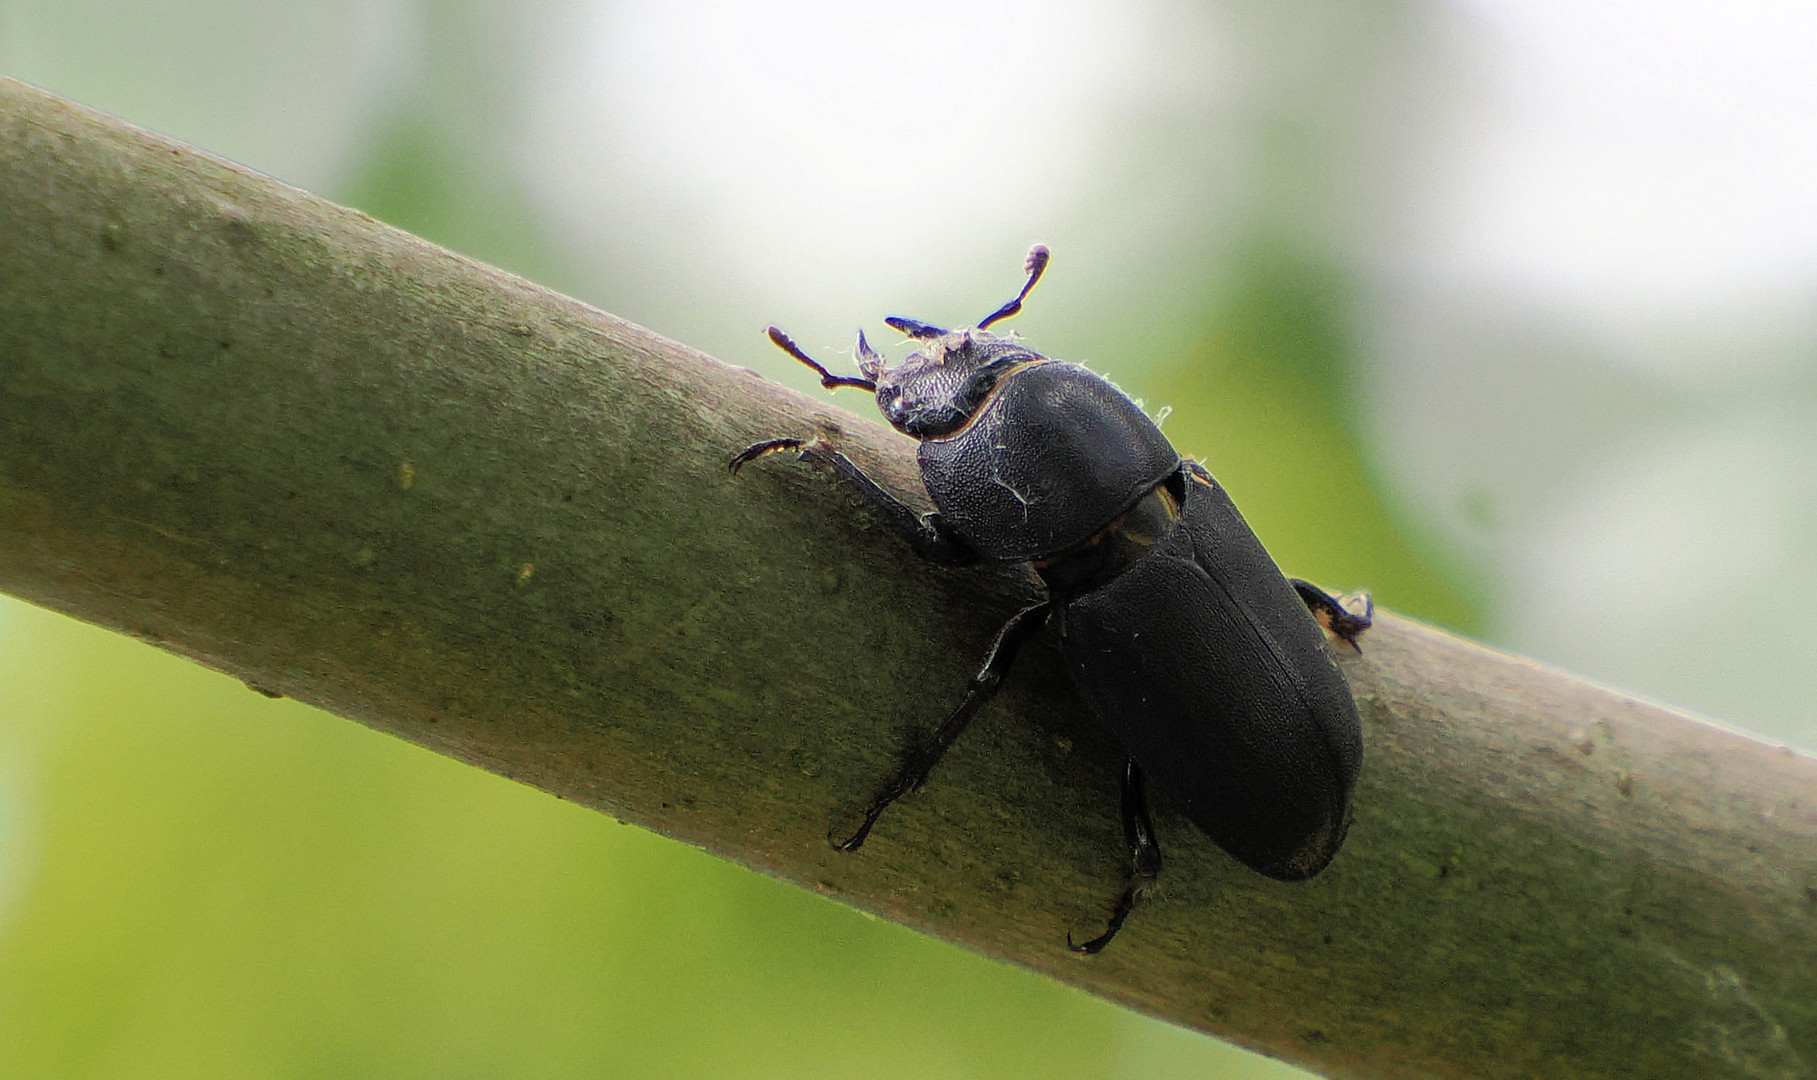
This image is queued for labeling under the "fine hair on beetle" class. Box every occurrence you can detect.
[732,246,1371,953]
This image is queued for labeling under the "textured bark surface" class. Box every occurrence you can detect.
[3,79,1815,1080]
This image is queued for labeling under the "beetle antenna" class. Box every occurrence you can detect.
[768,326,876,392]
[977,244,1051,330]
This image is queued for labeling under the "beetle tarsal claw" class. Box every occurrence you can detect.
[1327,591,1374,652]
[728,437,808,473]
[1068,874,1155,956]
[828,803,886,853]
[1290,579,1374,652]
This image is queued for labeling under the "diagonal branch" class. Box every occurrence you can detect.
[2,79,1813,1080]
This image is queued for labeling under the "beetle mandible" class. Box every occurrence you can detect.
[731,246,1372,952]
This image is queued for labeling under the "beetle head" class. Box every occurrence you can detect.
[765,245,1052,440]
[870,328,1043,438]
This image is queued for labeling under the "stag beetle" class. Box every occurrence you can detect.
[731,247,1371,952]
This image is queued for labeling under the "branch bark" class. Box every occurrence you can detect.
[3,79,1814,1080]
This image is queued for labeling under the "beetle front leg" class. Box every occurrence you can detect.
[731,437,980,567]
[1069,757,1162,955]
[833,601,1052,852]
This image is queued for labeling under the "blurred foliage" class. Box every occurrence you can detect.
[0,597,1306,1079]
[0,217,1464,1079]
[338,111,576,294]
[1147,242,1482,633]
[0,12,1480,1075]
[11,0,1813,1069]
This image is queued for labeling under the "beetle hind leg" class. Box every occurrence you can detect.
[832,602,1051,852]
[1291,580,1374,653]
[1070,757,1162,955]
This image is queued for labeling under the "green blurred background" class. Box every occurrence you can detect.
[3,0,1814,1076]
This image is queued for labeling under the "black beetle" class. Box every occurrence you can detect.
[732,247,1371,952]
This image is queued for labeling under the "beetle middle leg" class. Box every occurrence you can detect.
[1069,757,1162,955]
[833,601,1052,852]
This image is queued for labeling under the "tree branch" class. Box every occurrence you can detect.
[3,78,1813,1080]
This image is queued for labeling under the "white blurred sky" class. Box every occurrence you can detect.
[1356,0,1817,742]
[1437,0,1817,309]
[514,0,1252,372]
[528,1,1149,293]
